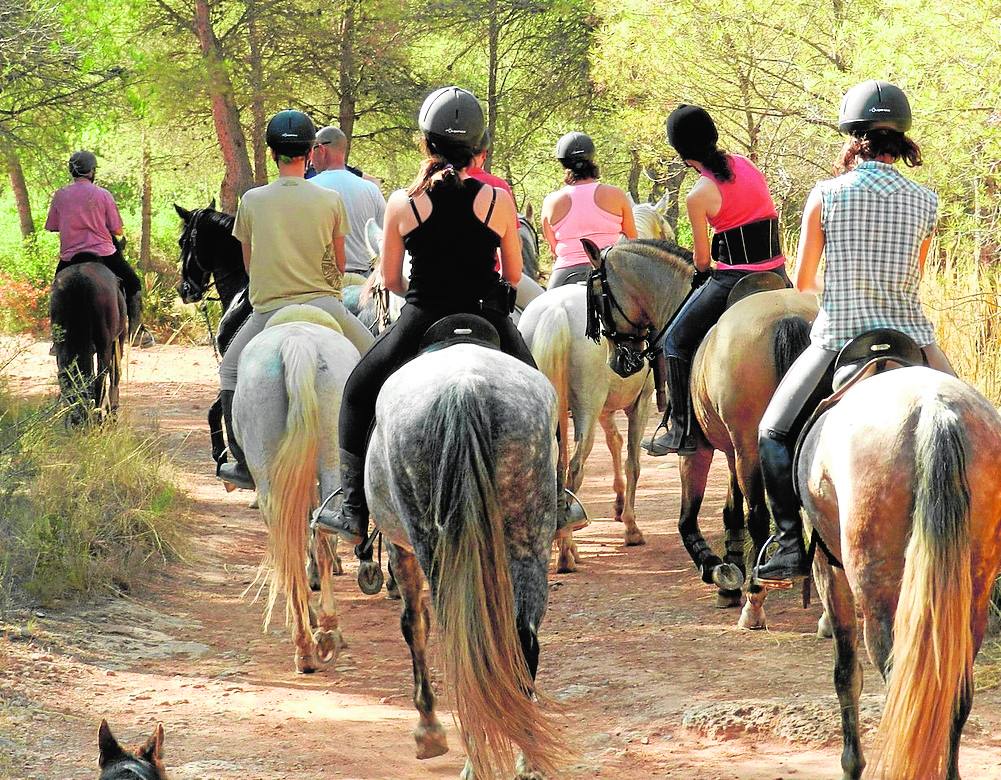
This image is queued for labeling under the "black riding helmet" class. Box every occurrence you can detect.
[838,80,912,136]
[265,109,316,157]
[419,87,485,155]
[69,150,97,178]
[666,104,718,161]
[555,132,595,164]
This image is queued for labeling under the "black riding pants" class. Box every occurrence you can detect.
[56,251,142,299]
[338,302,537,457]
[661,267,790,362]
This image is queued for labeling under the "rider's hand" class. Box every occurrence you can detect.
[691,269,712,290]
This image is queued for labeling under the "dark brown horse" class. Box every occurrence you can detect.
[98,719,166,779]
[798,367,1001,779]
[582,240,817,612]
[50,263,127,425]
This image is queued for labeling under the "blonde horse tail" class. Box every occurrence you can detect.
[261,327,321,634]
[870,396,973,779]
[428,377,564,778]
[531,304,571,472]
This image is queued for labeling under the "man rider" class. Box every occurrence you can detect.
[45,150,150,347]
[467,129,514,197]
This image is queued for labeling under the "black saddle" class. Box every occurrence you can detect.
[724,271,787,309]
[419,314,500,354]
[831,328,924,391]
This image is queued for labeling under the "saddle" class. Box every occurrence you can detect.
[418,314,501,355]
[724,270,787,309]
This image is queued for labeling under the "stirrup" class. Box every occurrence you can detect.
[641,419,670,455]
[563,488,589,531]
[751,535,806,590]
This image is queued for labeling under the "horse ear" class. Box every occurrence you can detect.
[653,190,670,214]
[208,198,216,211]
[582,238,602,269]
[98,720,125,767]
[365,217,384,259]
[139,723,164,763]
[174,204,192,222]
[523,202,533,222]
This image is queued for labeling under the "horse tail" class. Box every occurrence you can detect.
[530,304,571,473]
[870,396,973,780]
[261,327,321,634]
[428,377,564,779]
[771,315,811,379]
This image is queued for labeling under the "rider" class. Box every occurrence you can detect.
[310,126,387,276]
[541,132,637,289]
[216,109,375,489]
[45,150,148,346]
[643,105,790,457]
[754,80,955,584]
[316,86,536,577]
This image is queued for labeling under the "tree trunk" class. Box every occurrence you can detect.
[140,132,152,268]
[338,1,356,158]
[246,0,268,185]
[193,0,254,213]
[485,0,499,172]
[6,150,35,237]
[661,160,688,232]
[627,149,641,203]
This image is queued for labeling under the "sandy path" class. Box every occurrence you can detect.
[2,339,1001,779]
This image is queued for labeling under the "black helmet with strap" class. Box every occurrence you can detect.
[838,80,912,136]
[665,104,718,161]
[555,131,595,164]
[419,87,485,156]
[69,150,97,178]
[266,109,316,157]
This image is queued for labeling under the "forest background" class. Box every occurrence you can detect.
[1,0,999,399]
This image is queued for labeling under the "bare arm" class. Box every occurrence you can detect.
[685,189,713,272]
[493,189,523,285]
[381,191,408,295]
[794,188,825,294]
[540,193,559,257]
[917,234,933,278]
[619,190,638,240]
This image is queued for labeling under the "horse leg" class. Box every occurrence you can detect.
[385,555,400,601]
[393,545,448,760]
[620,392,651,547]
[598,412,626,524]
[555,411,598,573]
[815,558,865,780]
[678,446,739,591]
[312,529,346,664]
[711,457,744,609]
[736,449,772,628]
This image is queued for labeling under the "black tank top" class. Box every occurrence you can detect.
[403,178,501,308]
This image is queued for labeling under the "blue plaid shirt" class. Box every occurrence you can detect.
[810,161,938,350]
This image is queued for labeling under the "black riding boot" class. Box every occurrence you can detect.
[642,356,697,456]
[216,389,255,490]
[754,434,809,583]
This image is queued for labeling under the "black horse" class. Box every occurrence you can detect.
[174,202,252,464]
[50,262,127,425]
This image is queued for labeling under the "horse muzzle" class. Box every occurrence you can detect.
[177,279,204,304]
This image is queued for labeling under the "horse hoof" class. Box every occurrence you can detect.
[248,494,259,509]
[314,629,344,664]
[385,577,401,601]
[556,555,577,574]
[711,562,744,592]
[414,722,449,759]
[738,605,766,631]
[331,554,344,576]
[817,612,834,639]
[358,559,384,595]
[295,649,319,674]
[624,527,645,546]
[715,589,742,609]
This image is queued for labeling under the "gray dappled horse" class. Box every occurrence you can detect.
[631,191,676,243]
[366,341,565,779]
[517,240,691,572]
[233,306,360,673]
[797,368,1001,780]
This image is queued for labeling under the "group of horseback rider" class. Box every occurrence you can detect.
[48,78,952,591]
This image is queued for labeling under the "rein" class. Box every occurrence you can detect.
[180,208,243,302]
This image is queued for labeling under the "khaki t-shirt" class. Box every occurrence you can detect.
[232,177,349,312]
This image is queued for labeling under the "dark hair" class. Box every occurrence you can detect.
[407,135,474,197]
[699,148,733,183]
[562,157,599,184]
[837,128,922,174]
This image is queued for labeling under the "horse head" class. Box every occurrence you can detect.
[98,720,166,780]
[174,201,242,305]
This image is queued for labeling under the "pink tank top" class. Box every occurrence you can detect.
[703,155,785,271]
[551,182,623,270]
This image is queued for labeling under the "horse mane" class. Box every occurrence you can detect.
[200,208,234,231]
[613,238,694,269]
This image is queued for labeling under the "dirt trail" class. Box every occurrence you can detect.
[2,340,1001,779]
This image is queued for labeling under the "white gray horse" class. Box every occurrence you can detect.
[233,305,360,673]
[366,338,566,779]
[518,240,693,572]
[632,192,676,242]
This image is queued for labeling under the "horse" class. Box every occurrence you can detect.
[50,262,127,425]
[796,367,1001,779]
[518,202,541,282]
[235,305,359,673]
[517,240,693,572]
[365,328,566,778]
[632,192,676,242]
[98,719,166,780]
[580,239,818,612]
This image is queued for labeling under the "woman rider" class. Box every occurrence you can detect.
[643,105,790,457]
[754,81,955,584]
[541,132,637,288]
[217,109,375,489]
[317,87,538,587]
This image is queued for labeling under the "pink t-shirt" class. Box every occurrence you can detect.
[45,179,123,261]
[551,182,622,270]
[702,154,784,272]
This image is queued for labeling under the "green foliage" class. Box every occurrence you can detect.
[0,367,189,607]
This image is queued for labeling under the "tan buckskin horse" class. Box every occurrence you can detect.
[582,240,818,612]
[796,367,1001,780]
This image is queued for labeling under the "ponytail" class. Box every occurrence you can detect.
[700,149,733,183]
[836,129,922,174]
[407,135,473,197]
[562,157,600,184]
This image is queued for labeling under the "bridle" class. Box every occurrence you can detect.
[585,248,670,378]
[177,208,241,303]
[101,759,159,780]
